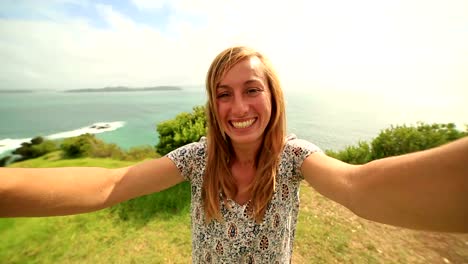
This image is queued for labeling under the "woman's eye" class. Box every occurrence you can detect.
[246,88,261,95]
[217,93,230,98]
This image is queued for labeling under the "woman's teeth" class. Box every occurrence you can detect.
[231,118,255,128]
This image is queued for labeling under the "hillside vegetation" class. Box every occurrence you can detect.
[1,106,467,263]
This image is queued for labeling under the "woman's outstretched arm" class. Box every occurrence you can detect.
[302,136,468,233]
[0,157,183,217]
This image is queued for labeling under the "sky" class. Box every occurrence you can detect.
[0,0,467,101]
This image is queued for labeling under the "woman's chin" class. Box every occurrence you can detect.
[227,133,264,146]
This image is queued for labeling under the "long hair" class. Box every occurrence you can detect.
[203,46,286,222]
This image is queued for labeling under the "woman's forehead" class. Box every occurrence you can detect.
[219,57,266,87]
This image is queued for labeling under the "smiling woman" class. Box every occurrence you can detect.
[214,57,272,146]
[0,46,468,264]
[204,48,285,226]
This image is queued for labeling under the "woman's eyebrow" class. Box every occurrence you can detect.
[244,79,263,86]
[216,85,230,90]
[217,78,264,89]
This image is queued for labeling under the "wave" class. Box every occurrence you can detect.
[0,121,125,155]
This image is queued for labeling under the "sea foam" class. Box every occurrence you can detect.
[0,121,125,155]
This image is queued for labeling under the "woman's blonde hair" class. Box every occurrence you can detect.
[204,46,286,222]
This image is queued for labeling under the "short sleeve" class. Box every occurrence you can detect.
[165,137,207,183]
[284,134,322,180]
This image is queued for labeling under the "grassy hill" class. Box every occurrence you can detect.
[1,153,467,263]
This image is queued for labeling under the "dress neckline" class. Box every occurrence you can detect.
[220,192,251,208]
[226,197,251,208]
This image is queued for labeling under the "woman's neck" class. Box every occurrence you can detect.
[231,139,262,167]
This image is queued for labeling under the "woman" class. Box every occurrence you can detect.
[1,46,467,263]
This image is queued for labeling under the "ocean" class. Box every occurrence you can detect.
[1,86,466,156]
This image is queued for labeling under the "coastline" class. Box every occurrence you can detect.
[0,122,125,156]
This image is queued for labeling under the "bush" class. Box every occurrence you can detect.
[59,134,158,161]
[31,140,58,156]
[371,122,467,159]
[326,141,372,164]
[90,142,125,160]
[12,136,58,161]
[156,105,207,155]
[123,145,160,161]
[60,134,95,158]
[0,156,12,167]
[60,134,125,159]
[327,122,467,164]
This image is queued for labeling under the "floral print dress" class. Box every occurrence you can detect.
[166,135,321,263]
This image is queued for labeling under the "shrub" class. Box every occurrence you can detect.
[156,105,207,155]
[326,141,372,164]
[31,140,57,156]
[0,156,12,167]
[371,122,467,159]
[90,142,125,160]
[123,145,160,161]
[12,136,58,161]
[59,134,160,161]
[60,134,125,159]
[60,134,95,158]
[327,122,467,164]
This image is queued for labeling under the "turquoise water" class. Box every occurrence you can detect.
[1,87,466,155]
[0,89,205,153]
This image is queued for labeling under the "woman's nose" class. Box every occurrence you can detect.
[232,96,248,116]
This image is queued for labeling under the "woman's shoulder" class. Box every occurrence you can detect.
[281,134,323,164]
[164,137,207,167]
[167,137,207,157]
[283,134,322,153]
[165,137,207,182]
[278,134,323,181]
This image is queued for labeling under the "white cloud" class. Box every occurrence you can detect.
[0,0,467,99]
[0,4,206,89]
[95,4,136,30]
[131,0,169,10]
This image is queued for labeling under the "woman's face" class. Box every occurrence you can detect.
[215,57,272,146]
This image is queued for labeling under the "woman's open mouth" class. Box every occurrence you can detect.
[230,118,257,129]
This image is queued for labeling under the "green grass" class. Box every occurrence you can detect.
[294,185,379,263]
[2,155,468,263]
[8,151,137,168]
[0,210,192,263]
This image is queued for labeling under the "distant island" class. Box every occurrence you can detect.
[64,86,182,93]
